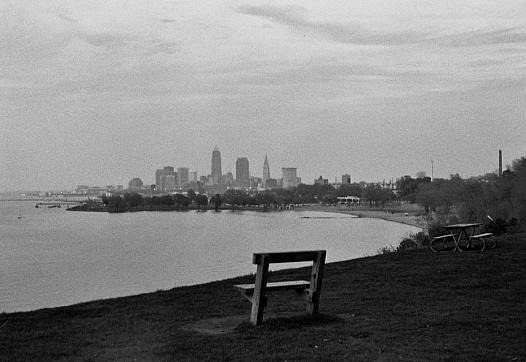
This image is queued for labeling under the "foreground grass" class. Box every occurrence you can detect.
[1,232,525,361]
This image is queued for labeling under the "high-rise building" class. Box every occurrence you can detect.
[155,169,164,188]
[236,157,250,187]
[177,167,189,185]
[262,154,270,186]
[189,171,198,183]
[342,174,351,185]
[164,174,176,192]
[158,166,176,192]
[211,146,222,184]
[282,167,298,189]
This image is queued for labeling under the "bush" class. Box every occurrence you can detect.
[396,237,418,252]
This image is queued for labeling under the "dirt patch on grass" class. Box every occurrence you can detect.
[181,315,247,335]
[183,312,344,335]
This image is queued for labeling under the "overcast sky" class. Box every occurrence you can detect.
[1,1,525,190]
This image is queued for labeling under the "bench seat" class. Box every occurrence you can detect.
[234,280,310,295]
[432,234,455,240]
[469,232,493,239]
[430,234,456,253]
[470,232,497,250]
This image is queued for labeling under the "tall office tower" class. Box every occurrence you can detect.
[189,171,198,183]
[164,174,176,192]
[162,166,176,192]
[155,169,164,188]
[262,154,270,186]
[236,157,250,187]
[282,167,298,189]
[177,167,189,185]
[211,146,222,184]
[342,174,351,185]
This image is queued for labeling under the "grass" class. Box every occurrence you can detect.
[1,232,525,361]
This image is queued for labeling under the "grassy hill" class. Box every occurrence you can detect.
[1,232,525,361]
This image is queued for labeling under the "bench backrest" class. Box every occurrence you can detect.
[253,250,326,264]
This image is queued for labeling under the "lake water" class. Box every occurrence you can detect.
[0,201,420,313]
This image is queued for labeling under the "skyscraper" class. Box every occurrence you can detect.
[262,154,270,186]
[282,167,298,189]
[177,167,189,185]
[155,169,164,188]
[236,157,250,187]
[211,146,222,184]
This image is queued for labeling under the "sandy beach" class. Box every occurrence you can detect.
[299,204,427,229]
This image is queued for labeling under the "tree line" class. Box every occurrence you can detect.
[100,156,526,230]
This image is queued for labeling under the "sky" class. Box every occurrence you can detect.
[1,0,525,190]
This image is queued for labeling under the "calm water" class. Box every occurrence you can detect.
[0,201,420,313]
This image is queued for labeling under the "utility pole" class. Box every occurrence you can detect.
[431,160,434,182]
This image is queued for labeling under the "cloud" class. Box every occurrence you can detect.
[145,40,179,55]
[76,31,135,48]
[58,14,78,23]
[237,5,426,45]
[434,27,526,47]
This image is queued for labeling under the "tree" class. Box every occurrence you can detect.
[223,189,248,210]
[124,193,143,208]
[255,190,276,209]
[160,195,174,206]
[174,194,190,208]
[195,194,208,211]
[107,195,127,213]
[209,193,222,211]
[187,189,196,204]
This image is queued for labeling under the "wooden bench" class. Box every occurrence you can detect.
[469,232,496,252]
[430,234,456,253]
[234,250,326,326]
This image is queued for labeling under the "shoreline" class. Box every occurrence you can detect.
[299,204,427,229]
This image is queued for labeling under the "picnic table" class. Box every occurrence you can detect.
[443,223,482,252]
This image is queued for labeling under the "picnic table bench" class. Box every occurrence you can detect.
[234,250,326,326]
[430,223,496,253]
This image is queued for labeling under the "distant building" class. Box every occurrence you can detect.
[164,174,176,192]
[155,169,164,188]
[157,166,177,192]
[128,178,144,191]
[282,168,298,189]
[337,196,360,205]
[189,171,198,183]
[211,146,222,184]
[222,171,234,186]
[314,176,329,185]
[342,174,351,185]
[250,176,262,188]
[262,154,270,186]
[177,167,189,185]
[265,178,280,189]
[236,157,250,187]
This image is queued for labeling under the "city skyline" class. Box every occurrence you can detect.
[2,1,526,190]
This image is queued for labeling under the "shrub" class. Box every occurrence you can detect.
[396,237,418,252]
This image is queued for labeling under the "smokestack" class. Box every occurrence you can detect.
[499,150,502,176]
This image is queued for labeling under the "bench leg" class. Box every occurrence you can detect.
[306,251,325,315]
[250,257,269,326]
